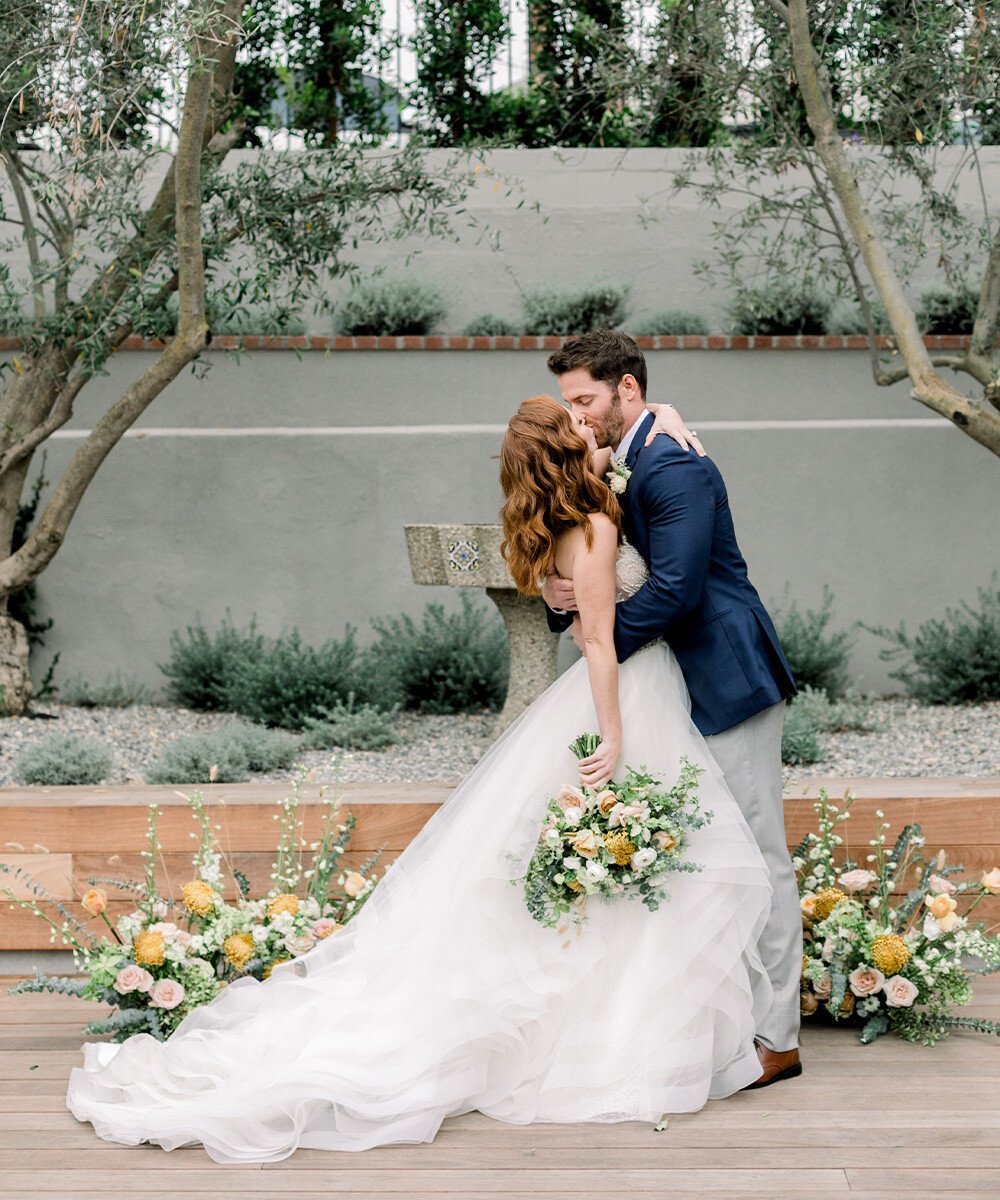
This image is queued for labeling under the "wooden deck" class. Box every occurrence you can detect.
[3,975,999,1198]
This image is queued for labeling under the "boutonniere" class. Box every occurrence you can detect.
[606,459,631,495]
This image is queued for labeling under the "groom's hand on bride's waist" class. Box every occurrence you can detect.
[542,569,577,614]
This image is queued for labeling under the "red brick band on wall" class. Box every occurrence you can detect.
[0,334,990,353]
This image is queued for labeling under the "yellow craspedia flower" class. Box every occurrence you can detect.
[566,880,585,893]
[604,831,637,866]
[223,932,255,970]
[263,958,290,980]
[132,929,165,966]
[267,893,299,919]
[871,933,910,976]
[181,879,216,917]
[811,888,848,922]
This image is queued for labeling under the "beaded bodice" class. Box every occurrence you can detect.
[615,541,649,603]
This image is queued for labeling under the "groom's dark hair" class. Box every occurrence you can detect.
[546,329,647,399]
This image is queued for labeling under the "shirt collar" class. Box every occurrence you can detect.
[613,411,649,464]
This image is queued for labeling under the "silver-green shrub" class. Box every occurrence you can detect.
[522,282,630,336]
[16,733,113,786]
[337,276,447,336]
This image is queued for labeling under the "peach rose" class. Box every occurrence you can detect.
[837,869,877,894]
[928,873,957,895]
[653,831,677,853]
[343,872,367,898]
[113,965,154,995]
[848,966,885,997]
[924,893,957,920]
[884,975,918,1008]
[595,790,618,816]
[800,991,819,1015]
[313,918,341,939]
[555,785,586,813]
[148,978,185,1010]
[982,868,1000,895]
[81,888,108,917]
[800,895,817,919]
[570,830,601,859]
[937,910,963,934]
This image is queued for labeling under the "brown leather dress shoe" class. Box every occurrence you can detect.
[743,1040,802,1090]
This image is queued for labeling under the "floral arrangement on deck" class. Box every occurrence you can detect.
[519,732,710,928]
[796,789,1000,1044]
[1,776,381,1041]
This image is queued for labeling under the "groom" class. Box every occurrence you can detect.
[542,329,802,1089]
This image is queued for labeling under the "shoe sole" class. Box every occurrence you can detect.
[744,1062,803,1090]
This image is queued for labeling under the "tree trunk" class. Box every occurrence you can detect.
[0,614,31,715]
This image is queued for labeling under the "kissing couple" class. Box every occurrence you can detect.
[68,329,801,1162]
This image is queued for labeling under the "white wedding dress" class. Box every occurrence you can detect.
[67,544,773,1162]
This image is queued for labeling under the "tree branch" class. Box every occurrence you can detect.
[0,0,244,595]
[785,0,1000,456]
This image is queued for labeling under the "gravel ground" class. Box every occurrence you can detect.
[1,698,998,788]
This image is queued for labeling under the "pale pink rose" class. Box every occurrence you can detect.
[149,921,178,937]
[343,872,367,898]
[929,873,957,895]
[838,869,878,894]
[607,802,629,828]
[555,785,586,813]
[171,930,193,949]
[606,802,647,828]
[283,932,316,957]
[848,966,885,997]
[884,975,918,1008]
[148,978,185,1009]
[113,965,154,995]
[821,937,835,962]
[619,803,649,824]
[570,829,601,859]
[813,972,833,999]
[312,918,340,939]
[982,868,1000,895]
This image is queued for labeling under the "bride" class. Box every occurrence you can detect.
[67,394,773,1163]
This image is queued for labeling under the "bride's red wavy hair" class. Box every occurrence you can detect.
[500,395,622,595]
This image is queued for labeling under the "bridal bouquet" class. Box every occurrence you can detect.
[2,776,381,1042]
[520,733,710,928]
[797,789,1000,1044]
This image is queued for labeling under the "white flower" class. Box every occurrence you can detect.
[607,472,627,494]
[585,861,608,883]
[562,807,583,827]
[543,828,562,848]
[630,847,657,871]
[251,925,270,944]
[563,856,582,870]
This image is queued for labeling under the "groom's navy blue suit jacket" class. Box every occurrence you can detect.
[547,411,796,737]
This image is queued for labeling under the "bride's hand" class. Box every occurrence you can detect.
[577,737,621,789]
[644,403,706,455]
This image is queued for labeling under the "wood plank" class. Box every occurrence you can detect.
[0,782,456,808]
[783,794,1000,844]
[0,1194,918,1200]
[0,1169,853,1192]
[3,851,402,903]
[1,802,440,853]
[7,1124,1000,1152]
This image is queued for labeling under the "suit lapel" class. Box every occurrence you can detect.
[625,412,656,472]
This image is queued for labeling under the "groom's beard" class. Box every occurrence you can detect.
[591,388,625,451]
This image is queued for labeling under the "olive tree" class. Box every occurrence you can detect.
[657,1,1000,457]
[0,0,473,711]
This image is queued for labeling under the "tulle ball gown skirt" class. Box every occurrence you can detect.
[67,641,773,1162]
